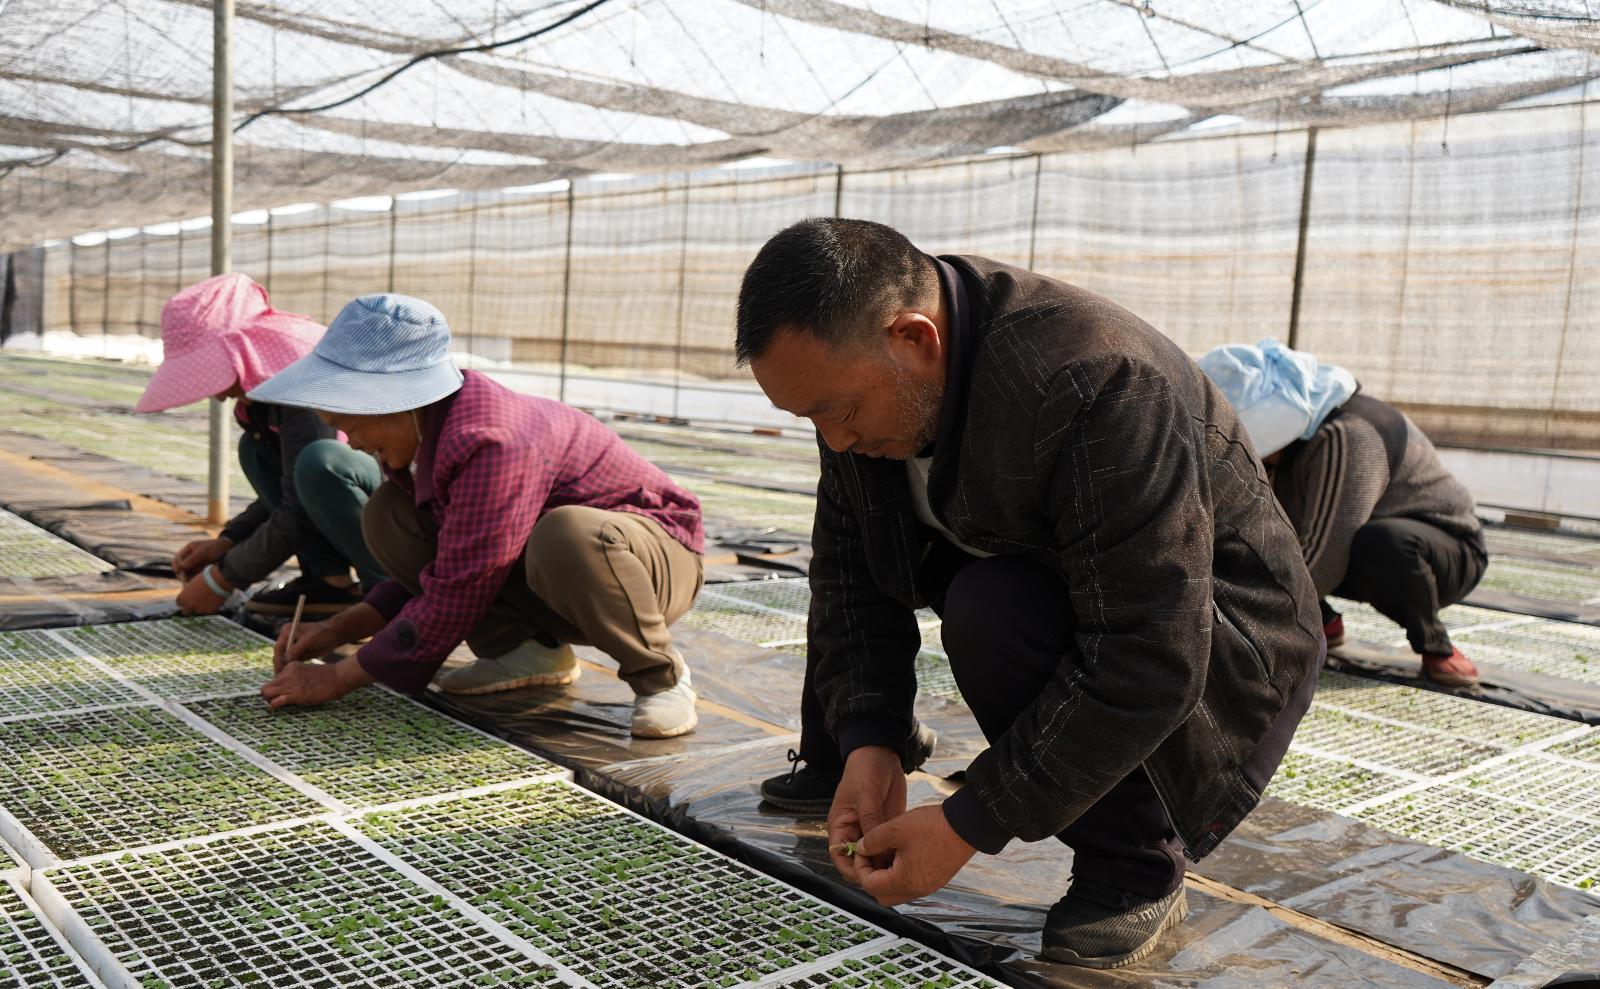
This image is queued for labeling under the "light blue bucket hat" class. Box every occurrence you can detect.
[247,294,463,414]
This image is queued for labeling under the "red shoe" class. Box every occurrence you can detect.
[1322,616,1345,648]
[1421,647,1480,688]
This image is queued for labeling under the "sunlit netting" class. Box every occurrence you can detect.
[4,0,1599,244]
[4,2,1600,447]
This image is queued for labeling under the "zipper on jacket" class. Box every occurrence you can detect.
[1214,599,1271,681]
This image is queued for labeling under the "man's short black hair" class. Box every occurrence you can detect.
[734,218,936,367]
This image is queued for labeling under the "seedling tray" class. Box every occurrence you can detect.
[0,705,321,864]
[1289,705,1502,777]
[1353,784,1600,891]
[52,618,273,701]
[1477,557,1600,605]
[185,689,561,808]
[355,780,882,988]
[1452,617,1600,686]
[1313,670,1574,748]
[0,510,113,579]
[33,822,559,989]
[1268,750,1413,812]
[763,940,1000,988]
[1327,597,1523,646]
[0,630,142,721]
[691,580,965,703]
[0,877,103,988]
[1484,526,1600,566]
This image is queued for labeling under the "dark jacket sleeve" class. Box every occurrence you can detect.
[217,406,337,588]
[943,356,1214,853]
[808,441,922,761]
[218,500,270,548]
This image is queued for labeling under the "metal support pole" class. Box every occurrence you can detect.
[1026,154,1043,271]
[1286,126,1319,350]
[833,164,844,217]
[671,178,691,421]
[207,0,233,525]
[558,182,575,403]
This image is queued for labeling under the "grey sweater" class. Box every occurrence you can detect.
[1272,394,1483,597]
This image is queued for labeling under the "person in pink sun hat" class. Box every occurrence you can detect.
[135,274,386,618]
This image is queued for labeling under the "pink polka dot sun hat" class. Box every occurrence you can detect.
[134,274,325,414]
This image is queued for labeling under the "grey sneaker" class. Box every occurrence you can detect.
[437,640,579,695]
[631,674,698,738]
[1041,880,1187,969]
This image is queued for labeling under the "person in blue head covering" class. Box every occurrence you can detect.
[1198,339,1488,688]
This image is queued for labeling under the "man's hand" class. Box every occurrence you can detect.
[827,745,906,883]
[173,537,231,582]
[260,657,373,708]
[853,805,977,907]
[175,569,230,615]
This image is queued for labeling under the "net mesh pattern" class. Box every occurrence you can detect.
[0,705,320,860]
[43,822,557,988]
[354,780,879,988]
[185,689,560,807]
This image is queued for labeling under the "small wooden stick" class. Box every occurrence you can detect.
[285,594,307,659]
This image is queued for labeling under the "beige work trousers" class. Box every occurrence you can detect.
[362,482,703,693]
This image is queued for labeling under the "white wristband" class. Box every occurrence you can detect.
[201,564,231,599]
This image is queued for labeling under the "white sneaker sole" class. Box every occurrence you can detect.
[630,710,699,739]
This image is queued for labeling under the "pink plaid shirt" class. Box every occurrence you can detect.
[357,371,703,691]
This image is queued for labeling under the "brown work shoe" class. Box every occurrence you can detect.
[1421,646,1480,689]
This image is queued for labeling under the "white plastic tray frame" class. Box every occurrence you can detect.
[353,779,886,988]
[0,510,113,579]
[352,778,999,989]
[1452,617,1600,686]
[0,704,326,867]
[1312,671,1576,748]
[184,688,562,807]
[49,617,276,702]
[29,821,569,989]
[690,580,964,702]
[1477,557,1600,605]
[0,630,143,722]
[0,617,570,868]
[0,872,107,989]
[754,938,1002,988]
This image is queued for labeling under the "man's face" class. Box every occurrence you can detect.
[751,320,944,461]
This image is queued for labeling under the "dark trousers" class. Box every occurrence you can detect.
[1330,517,1487,657]
[238,435,386,587]
[799,555,1185,899]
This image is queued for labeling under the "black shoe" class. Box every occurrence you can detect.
[760,751,838,815]
[245,575,363,616]
[1041,879,1187,969]
[759,722,939,815]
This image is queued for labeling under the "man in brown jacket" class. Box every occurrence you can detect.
[736,218,1324,969]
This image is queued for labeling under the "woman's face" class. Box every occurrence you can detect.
[212,380,245,401]
[318,410,421,470]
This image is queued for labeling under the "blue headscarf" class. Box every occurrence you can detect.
[1196,339,1358,457]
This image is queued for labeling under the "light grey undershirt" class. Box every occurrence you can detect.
[907,456,993,558]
